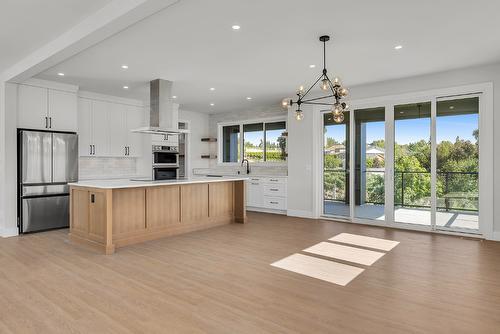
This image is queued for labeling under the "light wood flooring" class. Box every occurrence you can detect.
[1,212,500,333]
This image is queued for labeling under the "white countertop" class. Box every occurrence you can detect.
[69,176,249,189]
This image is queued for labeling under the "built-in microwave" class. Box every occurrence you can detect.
[152,145,178,166]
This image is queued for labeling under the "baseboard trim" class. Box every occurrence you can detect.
[1,227,19,238]
[247,207,286,215]
[287,210,314,219]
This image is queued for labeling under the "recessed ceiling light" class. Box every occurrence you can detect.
[57,72,65,76]
[210,87,215,91]
[123,86,129,89]
[121,65,129,69]
[309,64,316,68]
[210,103,215,106]
[246,97,252,100]
[394,45,403,50]
[449,106,455,110]
[172,95,177,99]
[232,25,240,30]
[400,111,404,114]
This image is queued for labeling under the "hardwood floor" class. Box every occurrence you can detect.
[1,212,500,333]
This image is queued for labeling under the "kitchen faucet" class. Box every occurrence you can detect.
[241,158,250,174]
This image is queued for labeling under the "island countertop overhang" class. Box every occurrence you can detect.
[69,176,249,189]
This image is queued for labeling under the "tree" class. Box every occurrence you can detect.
[371,139,385,149]
[326,137,338,148]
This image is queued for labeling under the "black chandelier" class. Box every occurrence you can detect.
[282,35,349,123]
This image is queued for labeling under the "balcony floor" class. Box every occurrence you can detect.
[324,201,479,232]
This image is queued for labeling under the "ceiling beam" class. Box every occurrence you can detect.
[0,0,180,83]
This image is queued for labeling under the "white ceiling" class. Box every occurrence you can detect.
[34,0,500,113]
[0,0,112,74]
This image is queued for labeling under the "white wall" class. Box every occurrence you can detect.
[0,83,18,237]
[179,109,210,176]
[286,62,500,240]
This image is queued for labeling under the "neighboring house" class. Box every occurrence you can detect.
[325,144,346,155]
[366,145,385,160]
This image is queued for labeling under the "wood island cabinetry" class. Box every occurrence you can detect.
[69,179,246,254]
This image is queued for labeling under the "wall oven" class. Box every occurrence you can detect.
[152,145,179,166]
[153,166,178,180]
[152,145,179,180]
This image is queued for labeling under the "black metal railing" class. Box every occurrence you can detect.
[323,169,479,212]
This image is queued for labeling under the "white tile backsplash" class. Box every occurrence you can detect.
[193,165,287,177]
[79,157,138,180]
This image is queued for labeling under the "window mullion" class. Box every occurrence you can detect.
[263,122,267,161]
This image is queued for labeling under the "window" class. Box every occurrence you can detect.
[219,119,287,163]
[222,125,240,162]
[243,123,264,162]
[265,121,287,162]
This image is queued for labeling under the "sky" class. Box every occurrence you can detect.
[324,114,478,146]
[244,129,282,147]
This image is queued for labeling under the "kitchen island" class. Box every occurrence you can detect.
[68,177,247,254]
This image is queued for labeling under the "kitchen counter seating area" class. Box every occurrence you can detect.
[68,177,248,254]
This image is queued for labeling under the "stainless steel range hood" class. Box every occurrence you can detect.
[132,79,188,135]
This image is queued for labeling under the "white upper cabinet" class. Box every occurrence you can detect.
[17,83,77,132]
[108,103,127,157]
[77,96,144,158]
[17,85,48,130]
[78,98,93,157]
[48,89,77,132]
[126,105,144,157]
[91,100,110,157]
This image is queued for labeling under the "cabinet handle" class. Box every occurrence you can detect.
[90,145,92,155]
[270,188,279,191]
[128,147,130,156]
[45,117,48,128]
[270,201,279,204]
[92,145,95,155]
[270,179,279,182]
[251,183,259,185]
[125,146,127,156]
[91,194,95,203]
[49,117,52,128]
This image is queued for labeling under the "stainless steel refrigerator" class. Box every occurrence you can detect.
[17,129,78,233]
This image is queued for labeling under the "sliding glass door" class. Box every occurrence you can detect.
[435,96,479,232]
[354,107,385,221]
[323,112,350,218]
[393,102,432,227]
[321,93,483,236]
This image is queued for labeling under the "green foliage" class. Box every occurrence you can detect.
[371,139,385,149]
[324,154,343,169]
[324,129,479,212]
[325,137,339,147]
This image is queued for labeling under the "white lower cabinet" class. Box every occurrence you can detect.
[247,179,264,207]
[246,176,287,213]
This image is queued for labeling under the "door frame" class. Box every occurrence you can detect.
[314,82,494,239]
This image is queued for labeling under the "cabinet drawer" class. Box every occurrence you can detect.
[265,177,286,184]
[248,177,263,183]
[263,183,286,197]
[263,196,286,210]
